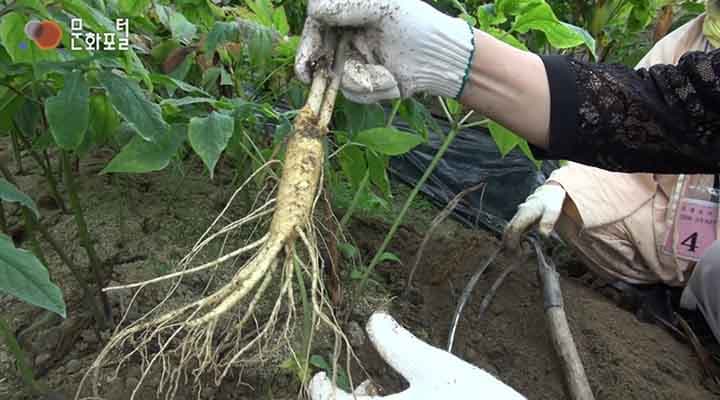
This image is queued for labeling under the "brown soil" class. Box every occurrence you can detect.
[0,142,716,400]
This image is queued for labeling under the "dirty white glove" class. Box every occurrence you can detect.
[504,183,566,249]
[309,312,526,400]
[295,0,476,103]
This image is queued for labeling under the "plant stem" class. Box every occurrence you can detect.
[62,151,111,325]
[10,130,24,174]
[0,315,42,394]
[386,99,402,128]
[339,170,369,229]
[0,201,7,234]
[357,124,461,292]
[0,159,106,333]
[16,135,67,213]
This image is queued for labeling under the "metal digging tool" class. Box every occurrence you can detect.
[448,234,595,400]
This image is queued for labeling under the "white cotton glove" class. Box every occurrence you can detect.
[295,0,476,103]
[503,184,567,249]
[309,312,526,400]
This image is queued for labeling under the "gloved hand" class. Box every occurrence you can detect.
[309,312,526,400]
[295,0,476,103]
[503,183,566,249]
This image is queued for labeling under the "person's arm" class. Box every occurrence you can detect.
[461,30,720,173]
[296,0,720,174]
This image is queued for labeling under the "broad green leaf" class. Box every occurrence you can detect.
[511,2,584,49]
[162,8,197,44]
[0,234,65,318]
[0,179,39,218]
[476,4,506,28]
[45,71,90,150]
[340,101,385,134]
[160,97,219,108]
[272,7,290,35]
[562,22,597,60]
[63,0,116,32]
[366,150,391,198]
[398,98,439,141]
[13,99,41,137]
[518,139,542,169]
[354,128,424,156]
[245,0,274,26]
[248,29,273,71]
[0,12,59,64]
[204,21,239,54]
[338,145,366,189]
[488,121,521,156]
[188,112,234,179]
[102,124,186,173]
[88,93,120,143]
[118,0,151,16]
[149,74,210,97]
[99,71,169,142]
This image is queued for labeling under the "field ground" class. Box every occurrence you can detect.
[0,140,715,400]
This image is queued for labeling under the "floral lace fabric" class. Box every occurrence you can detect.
[547,50,720,173]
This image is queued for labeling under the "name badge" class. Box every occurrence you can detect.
[663,198,719,261]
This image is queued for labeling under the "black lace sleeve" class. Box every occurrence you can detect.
[535,50,720,173]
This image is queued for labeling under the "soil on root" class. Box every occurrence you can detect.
[348,217,714,400]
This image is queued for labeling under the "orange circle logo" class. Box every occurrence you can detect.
[24,20,62,49]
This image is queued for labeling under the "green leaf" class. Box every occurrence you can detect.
[488,121,521,157]
[188,112,234,179]
[0,179,39,218]
[245,0,274,26]
[45,71,90,150]
[272,7,290,35]
[98,71,169,142]
[518,139,542,169]
[366,150,390,198]
[337,242,359,260]
[102,124,187,174]
[562,22,597,60]
[309,355,330,370]
[88,93,120,143]
[0,234,65,318]
[379,252,401,264]
[13,99,41,137]
[511,2,585,49]
[248,29,273,71]
[398,98,439,141]
[354,128,424,156]
[118,0,151,16]
[164,8,197,44]
[63,0,116,32]
[340,100,385,134]
[338,145,367,189]
[204,21,239,54]
[149,74,211,97]
[160,97,219,108]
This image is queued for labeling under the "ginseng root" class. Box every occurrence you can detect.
[76,33,359,400]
